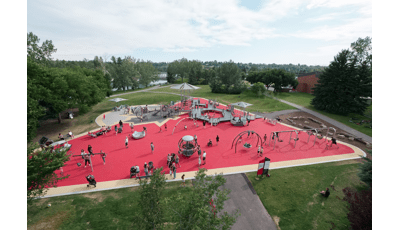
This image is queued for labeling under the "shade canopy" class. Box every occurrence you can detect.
[182,135,194,142]
[170,83,200,90]
[230,102,253,108]
[109,98,127,103]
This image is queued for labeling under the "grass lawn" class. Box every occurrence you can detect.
[247,160,368,230]
[151,85,296,113]
[271,92,372,137]
[27,181,190,230]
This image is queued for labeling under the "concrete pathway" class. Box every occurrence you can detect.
[220,174,277,230]
[109,85,173,97]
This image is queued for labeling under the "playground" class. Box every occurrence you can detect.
[45,97,364,196]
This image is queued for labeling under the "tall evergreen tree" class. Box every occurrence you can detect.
[311,49,371,115]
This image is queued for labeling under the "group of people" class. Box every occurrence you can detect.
[167,153,180,179]
[58,131,75,140]
[206,135,219,147]
[80,145,107,168]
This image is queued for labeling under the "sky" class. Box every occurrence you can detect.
[27,0,372,66]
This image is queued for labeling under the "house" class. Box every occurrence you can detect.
[295,72,322,94]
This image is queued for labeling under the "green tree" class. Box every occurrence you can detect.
[165,168,239,229]
[27,32,57,66]
[136,61,158,87]
[311,49,371,115]
[358,151,372,187]
[27,143,70,204]
[135,168,167,229]
[251,82,267,97]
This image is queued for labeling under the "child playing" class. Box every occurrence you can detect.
[181,174,185,187]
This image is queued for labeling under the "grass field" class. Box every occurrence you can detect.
[271,91,372,137]
[151,85,296,113]
[27,181,190,230]
[247,160,368,230]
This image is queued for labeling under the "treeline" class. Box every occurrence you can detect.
[153,60,325,73]
[246,69,298,92]
[49,56,158,91]
[27,32,111,142]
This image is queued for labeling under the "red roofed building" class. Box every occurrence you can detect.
[295,72,322,94]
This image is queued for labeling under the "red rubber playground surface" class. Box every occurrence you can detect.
[55,118,354,187]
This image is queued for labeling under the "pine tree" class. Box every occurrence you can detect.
[311,49,371,115]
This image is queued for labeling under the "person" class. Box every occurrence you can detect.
[198,155,202,167]
[59,133,64,140]
[329,137,338,148]
[135,165,140,180]
[264,134,267,145]
[80,149,85,160]
[119,120,123,127]
[207,139,212,147]
[184,125,187,130]
[194,135,198,144]
[181,174,186,187]
[125,136,129,148]
[164,123,167,131]
[103,114,105,120]
[169,162,173,176]
[115,125,118,135]
[260,146,264,157]
[84,153,91,168]
[202,151,207,165]
[68,131,74,139]
[175,154,181,168]
[88,145,94,155]
[238,136,243,143]
[159,126,162,133]
[247,119,251,126]
[130,123,134,132]
[144,162,149,177]
[320,188,330,198]
[172,163,176,180]
[257,145,261,156]
[150,142,154,154]
[203,120,206,129]
[197,146,201,157]
[100,150,106,165]
[167,154,171,166]
[216,135,219,146]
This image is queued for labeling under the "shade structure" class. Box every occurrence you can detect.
[230,102,253,108]
[109,98,127,103]
[171,83,200,108]
[170,83,200,90]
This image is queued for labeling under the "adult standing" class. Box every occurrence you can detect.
[115,125,118,135]
[175,154,181,168]
[167,154,171,167]
[135,165,140,180]
[119,120,123,127]
[144,162,149,177]
[216,135,219,146]
[125,137,129,148]
[203,120,206,129]
[88,145,94,155]
[150,142,154,154]
[172,162,177,179]
[80,149,85,161]
[194,135,198,144]
[202,151,207,165]
[197,146,201,157]
[83,153,91,168]
[100,150,106,165]
[198,155,202,167]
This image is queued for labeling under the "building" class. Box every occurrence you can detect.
[295,72,322,94]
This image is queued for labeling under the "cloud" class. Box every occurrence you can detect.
[28,0,371,61]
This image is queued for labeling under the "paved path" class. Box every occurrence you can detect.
[220,174,277,230]
[110,85,173,97]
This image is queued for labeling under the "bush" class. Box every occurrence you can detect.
[251,82,267,96]
[342,187,372,230]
